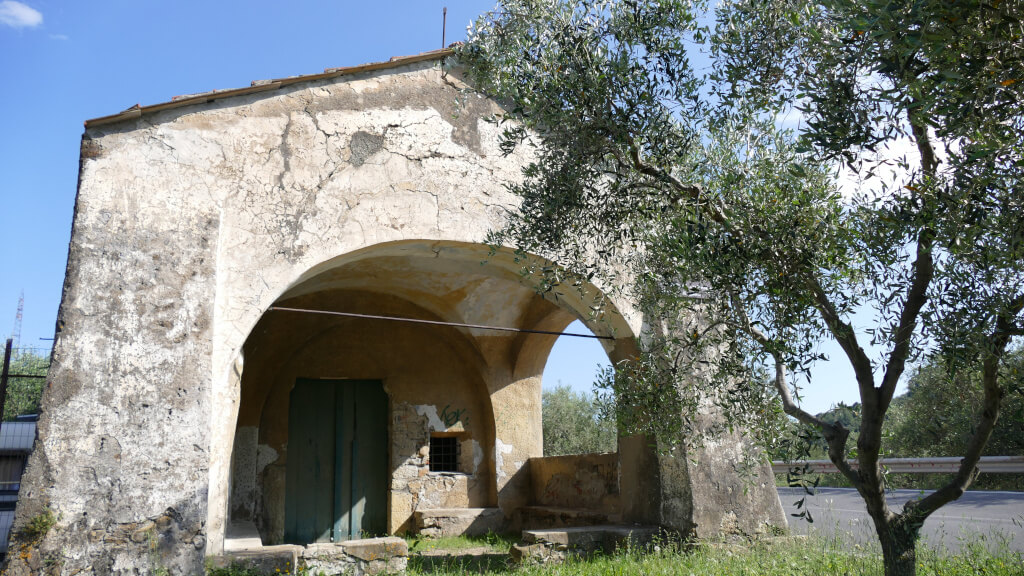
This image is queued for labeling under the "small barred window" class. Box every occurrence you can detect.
[429,436,459,472]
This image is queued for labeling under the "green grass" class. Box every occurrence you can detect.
[18,508,57,542]
[406,534,1024,576]
[406,532,516,554]
[206,532,1023,575]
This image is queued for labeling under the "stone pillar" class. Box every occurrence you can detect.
[617,314,786,538]
[619,427,785,538]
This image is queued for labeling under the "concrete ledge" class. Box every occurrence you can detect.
[224,520,264,552]
[208,544,301,574]
[415,507,504,537]
[339,537,409,562]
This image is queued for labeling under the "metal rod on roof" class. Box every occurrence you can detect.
[442,7,447,49]
[268,306,615,340]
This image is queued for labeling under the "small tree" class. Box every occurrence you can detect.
[542,384,617,456]
[459,1,1023,574]
[4,348,48,420]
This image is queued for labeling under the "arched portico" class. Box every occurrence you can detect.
[210,240,638,549]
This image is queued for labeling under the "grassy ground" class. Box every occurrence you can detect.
[406,532,515,555]
[405,533,1024,576]
[208,533,1023,575]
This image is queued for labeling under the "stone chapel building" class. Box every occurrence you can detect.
[5,50,784,575]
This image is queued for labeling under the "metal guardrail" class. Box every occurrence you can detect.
[771,455,1024,475]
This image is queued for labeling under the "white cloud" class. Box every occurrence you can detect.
[834,137,920,201]
[833,131,956,202]
[774,107,806,132]
[49,33,68,41]
[0,1,43,29]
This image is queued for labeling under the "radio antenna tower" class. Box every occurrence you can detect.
[11,290,23,349]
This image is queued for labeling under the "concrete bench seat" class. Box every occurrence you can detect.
[516,505,622,529]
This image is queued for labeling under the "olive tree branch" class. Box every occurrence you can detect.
[908,106,939,176]
[878,229,935,410]
[806,277,875,393]
[850,113,939,500]
[623,139,735,228]
[726,291,858,483]
[903,292,1024,523]
[879,111,939,409]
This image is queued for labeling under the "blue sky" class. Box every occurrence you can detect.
[0,0,868,414]
[0,0,497,346]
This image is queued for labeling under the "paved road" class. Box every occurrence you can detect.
[776,487,1024,553]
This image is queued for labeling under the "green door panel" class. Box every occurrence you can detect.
[284,379,387,544]
[334,384,354,540]
[350,381,388,537]
[284,381,337,544]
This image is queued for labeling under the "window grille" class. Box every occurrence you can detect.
[429,436,459,472]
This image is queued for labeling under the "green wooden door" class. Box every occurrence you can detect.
[284,379,387,544]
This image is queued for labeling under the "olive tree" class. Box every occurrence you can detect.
[458,1,1023,574]
[542,384,617,456]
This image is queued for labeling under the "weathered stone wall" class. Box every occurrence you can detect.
[192,61,593,555]
[617,315,787,537]
[389,403,484,521]
[8,59,559,575]
[528,453,620,513]
[413,508,504,538]
[5,98,222,575]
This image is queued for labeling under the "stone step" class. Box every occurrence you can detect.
[224,520,264,551]
[516,505,621,529]
[511,525,662,564]
[209,536,408,575]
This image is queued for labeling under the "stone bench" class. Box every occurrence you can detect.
[515,505,621,529]
[510,525,662,564]
[414,507,504,537]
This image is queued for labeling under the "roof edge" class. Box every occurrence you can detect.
[84,48,455,129]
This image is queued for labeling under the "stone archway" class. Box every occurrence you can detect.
[218,240,639,547]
